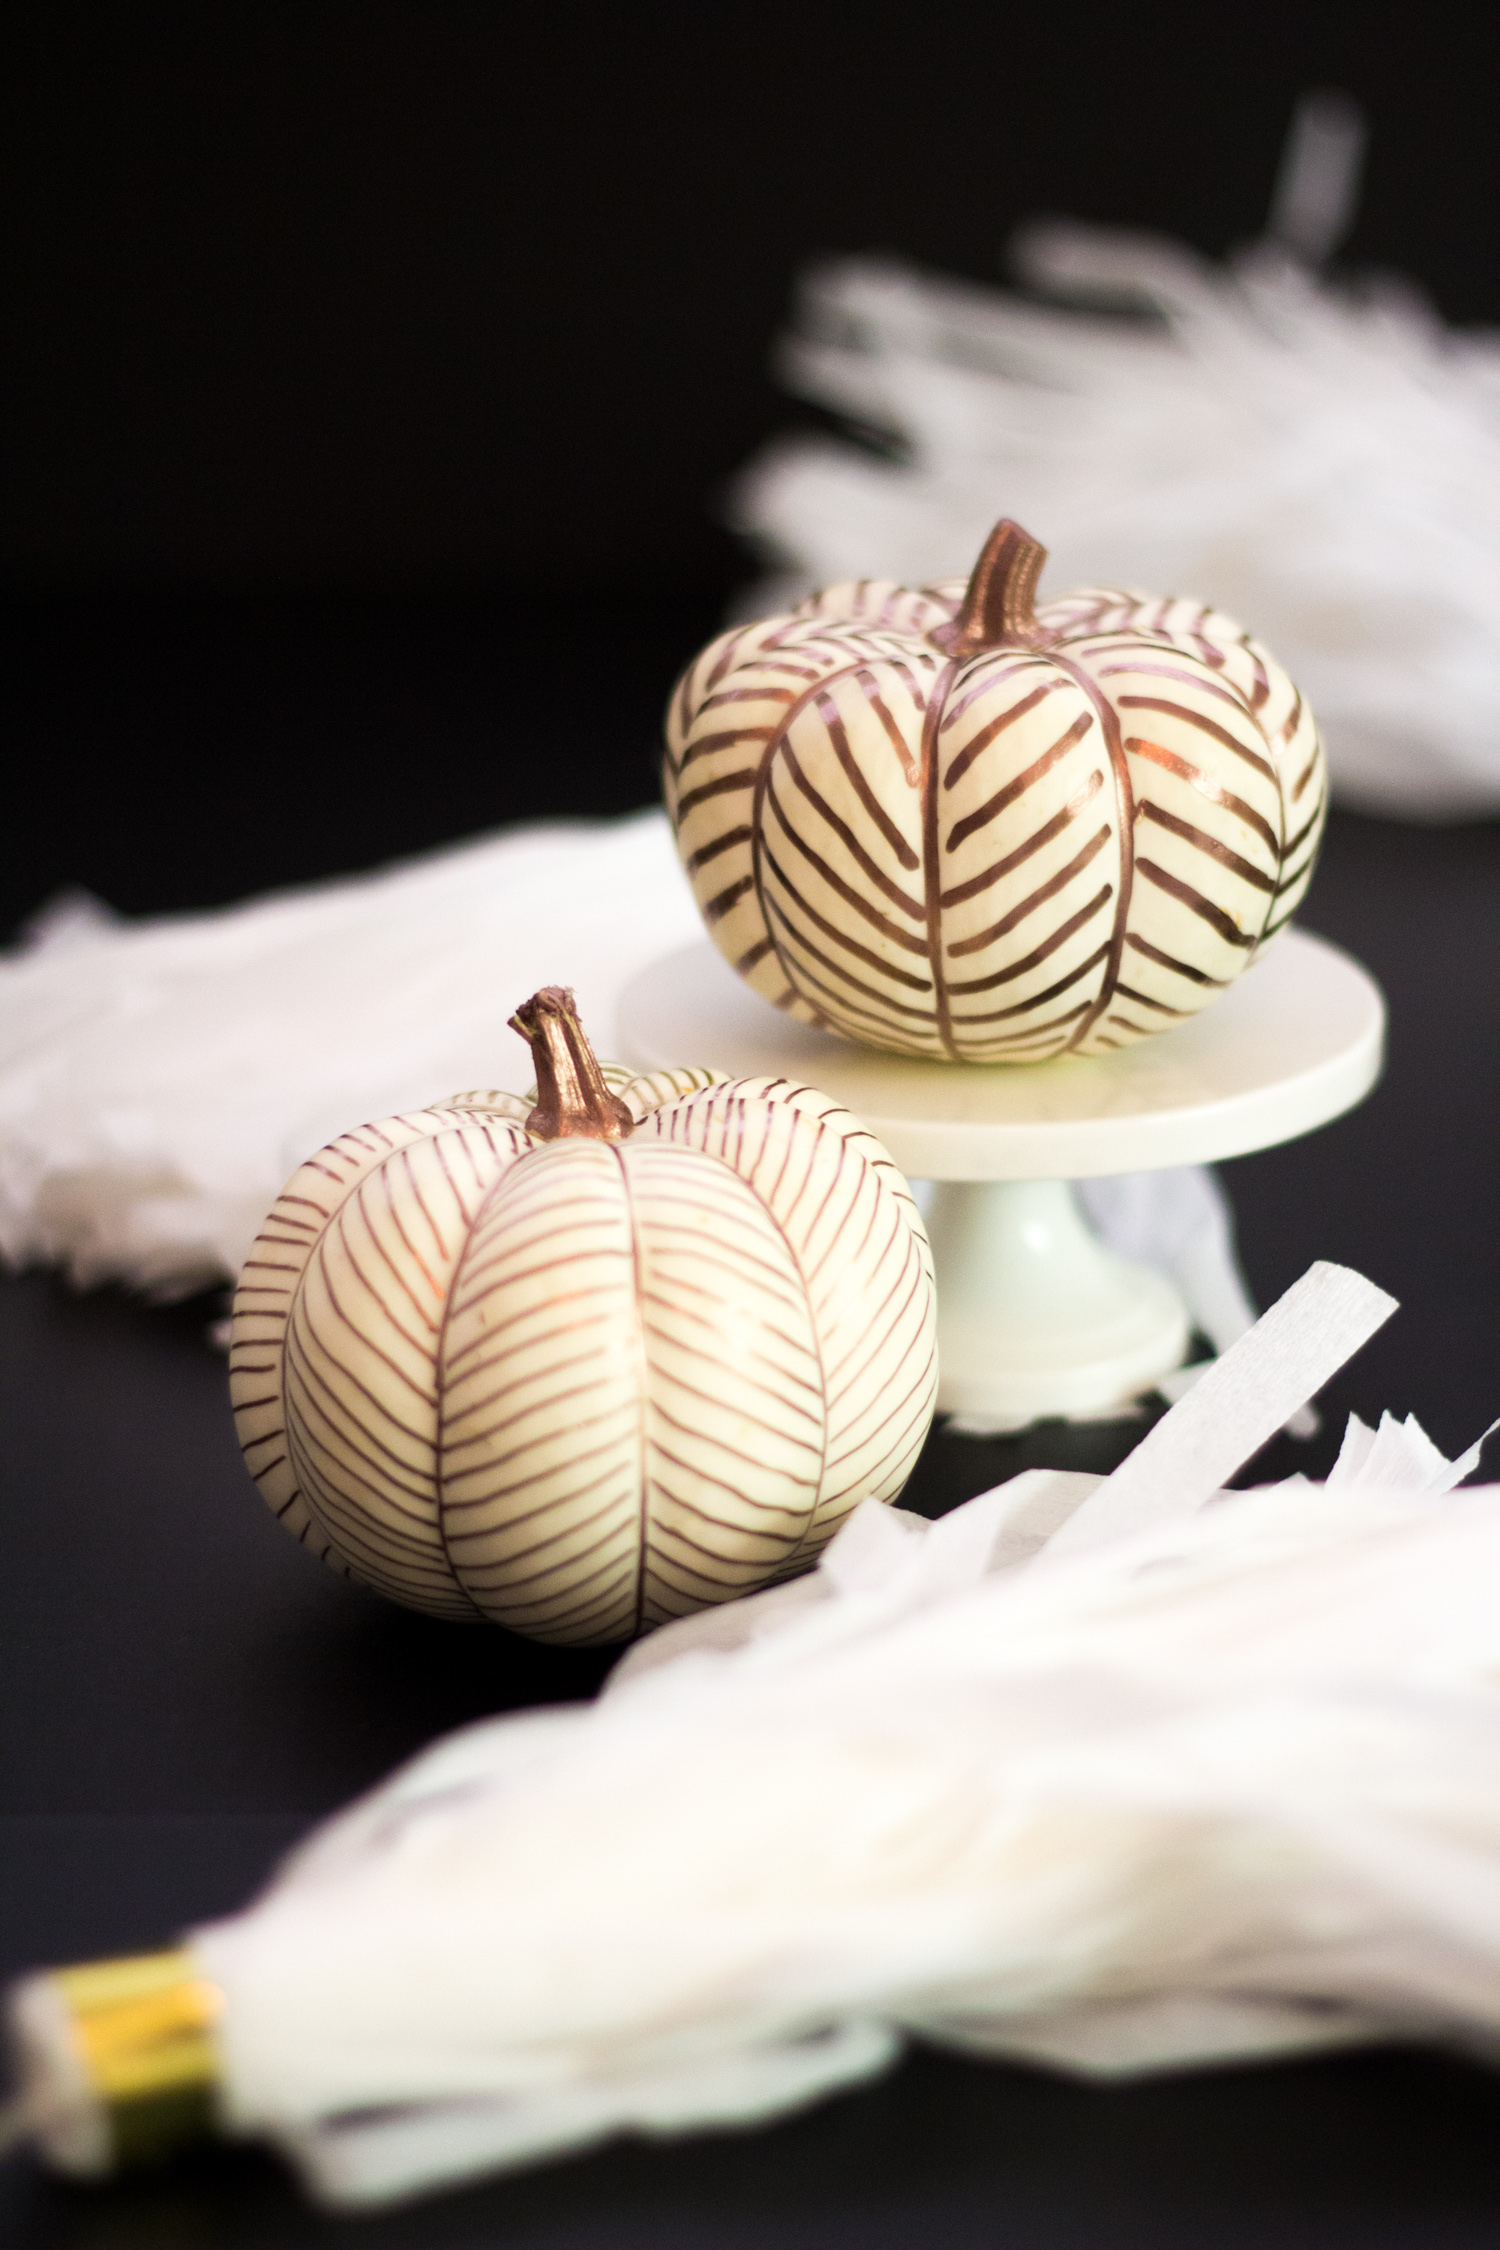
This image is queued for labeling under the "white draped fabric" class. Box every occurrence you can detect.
[0,814,1259,1378]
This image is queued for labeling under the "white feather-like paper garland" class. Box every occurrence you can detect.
[0,814,1261,1388]
[18,1263,1483,2210]
[733,223,1500,818]
[0,816,701,1295]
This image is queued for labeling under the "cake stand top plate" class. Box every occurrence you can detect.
[617,928,1384,1181]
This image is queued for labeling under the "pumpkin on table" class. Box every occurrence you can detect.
[665,518,1327,1062]
[229,989,936,1647]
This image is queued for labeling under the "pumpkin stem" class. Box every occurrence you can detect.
[930,519,1050,657]
[509,987,635,1142]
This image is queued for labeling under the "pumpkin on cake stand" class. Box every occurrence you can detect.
[638,519,1383,1428]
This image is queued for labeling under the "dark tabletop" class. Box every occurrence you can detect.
[3,805,1500,2247]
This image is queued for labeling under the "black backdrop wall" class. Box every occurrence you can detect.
[4,2,1497,935]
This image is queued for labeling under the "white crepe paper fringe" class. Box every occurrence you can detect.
[51,1260,1477,2209]
[0,815,1266,1416]
[733,95,1500,819]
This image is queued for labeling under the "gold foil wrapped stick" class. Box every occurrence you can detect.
[4,1949,221,2175]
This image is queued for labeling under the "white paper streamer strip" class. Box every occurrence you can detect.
[1046,1261,1398,1554]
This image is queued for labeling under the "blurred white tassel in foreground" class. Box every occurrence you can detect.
[10,1263,1500,2209]
[736,94,1500,818]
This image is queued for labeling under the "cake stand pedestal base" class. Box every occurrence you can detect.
[926,1178,1188,1428]
[618,930,1383,1430]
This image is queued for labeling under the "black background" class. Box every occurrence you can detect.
[5,5,1500,2242]
[4,1,1500,932]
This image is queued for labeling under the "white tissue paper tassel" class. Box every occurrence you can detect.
[733,97,1500,819]
[0,816,1263,1404]
[94,1260,1487,2210]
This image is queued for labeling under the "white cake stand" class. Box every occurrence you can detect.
[618,930,1384,1428]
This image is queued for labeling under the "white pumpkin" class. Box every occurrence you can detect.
[229,988,936,1646]
[665,518,1327,1063]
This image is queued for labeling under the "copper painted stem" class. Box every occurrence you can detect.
[930,518,1050,657]
[510,987,634,1142]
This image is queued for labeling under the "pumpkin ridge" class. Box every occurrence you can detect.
[1110,628,1296,965]
[431,1148,529,1614]
[284,1374,467,1615]
[609,1141,654,1641]
[943,709,1097,856]
[919,656,963,1059]
[940,675,1070,788]
[1138,801,1277,893]
[716,1132,831,1565]
[823,1234,927,1412]
[381,1144,450,1316]
[946,882,1116,997]
[834,1340,937,1495]
[786,1114,856,1281]
[758,908,920,1022]
[1124,736,1281,859]
[1092,657,1248,714]
[1281,803,1322,861]
[750,649,924,1021]
[818,681,920,867]
[937,775,1106,912]
[288,1271,448,1519]
[1062,607,1305,972]
[648,1085,853,1541]
[760,817,929,953]
[761,869,933,991]
[1047,651,1137,1053]
[292,1122,529,1616]
[1136,859,1256,948]
[1074,621,1295,972]
[857,662,923,788]
[1260,717,1301,955]
[947,821,1112,956]
[779,740,925,921]
[949,942,1111,1028]
[765,953,930,1045]
[1115,693,1279,786]
[436,1140,642,1641]
[625,1131,827,1624]
[230,1111,444,1561]
[297,1226,437,1419]
[700,1082,929,1515]
[763,897,936,1022]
